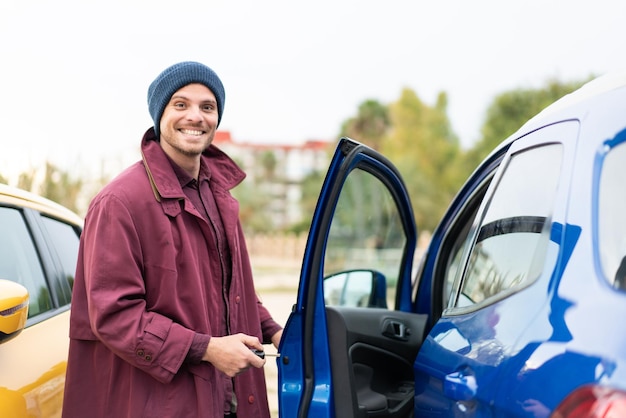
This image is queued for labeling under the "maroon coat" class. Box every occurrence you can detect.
[62,130,282,418]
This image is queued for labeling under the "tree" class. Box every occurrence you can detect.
[10,163,84,214]
[340,99,390,150]
[260,150,278,180]
[17,170,36,192]
[289,169,325,234]
[232,178,274,234]
[39,162,84,214]
[465,77,592,172]
[380,88,464,231]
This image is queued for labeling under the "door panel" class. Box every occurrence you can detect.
[326,307,427,417]
[0,205,80,417]
[278,138,419,418]
[413,121,579,416]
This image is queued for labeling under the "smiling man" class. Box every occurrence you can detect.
[62,61,283,418]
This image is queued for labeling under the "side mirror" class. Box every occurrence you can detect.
[0,279,29,344]
[323,269,387,308]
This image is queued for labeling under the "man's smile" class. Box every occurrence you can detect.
[180,128,205,136]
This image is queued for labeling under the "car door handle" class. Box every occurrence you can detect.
[443,369,477,401]
[381,319,411,341]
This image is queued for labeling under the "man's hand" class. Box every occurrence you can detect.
[202,333,266,377]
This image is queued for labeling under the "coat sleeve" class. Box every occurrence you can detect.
[81,193,195,384]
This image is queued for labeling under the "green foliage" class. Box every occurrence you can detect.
[259,150,278,180]
[39,162,84,214]
[232,179,274,234]
[380,88,464,231]
[0,76,594,238]
[17,170,36,192]
[465,77,592,171]
[340,99,390,150]
[289,170,325,234]
[5,163,85,214]
[336,77,591,234]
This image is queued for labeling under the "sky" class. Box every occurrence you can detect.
[2,0,626,180]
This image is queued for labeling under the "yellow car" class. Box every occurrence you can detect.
[0,184,82,418]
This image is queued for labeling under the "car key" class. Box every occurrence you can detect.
[251,349,281,359]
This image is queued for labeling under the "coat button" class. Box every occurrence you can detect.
[248,395,255,404]
[145,355,152,361]
[235,295,241,303]
[137,349,145,357]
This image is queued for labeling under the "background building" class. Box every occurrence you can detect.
[214,131,332,229]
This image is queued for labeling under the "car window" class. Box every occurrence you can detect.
[440,179,491,311]
[455,144,563,308]
[323,168,406,309]
[40,215,80,305]
[411,147,503,321]
[0,207,52,317]
[598,140,626,290]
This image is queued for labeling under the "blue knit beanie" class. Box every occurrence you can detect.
[147,61,225,138]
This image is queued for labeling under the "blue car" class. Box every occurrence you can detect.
[276,73,626,417]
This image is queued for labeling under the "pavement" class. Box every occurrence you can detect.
[258,289,296,418]
[252,256,300,418]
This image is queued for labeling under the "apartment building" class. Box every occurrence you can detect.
[213,131,332,229]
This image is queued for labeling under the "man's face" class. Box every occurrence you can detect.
[159,83,219,160]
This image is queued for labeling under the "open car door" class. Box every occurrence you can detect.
[277,138,427,418]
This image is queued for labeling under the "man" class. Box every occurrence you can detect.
[62,61,283,418]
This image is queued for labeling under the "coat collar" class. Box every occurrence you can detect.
[140,128,246,203]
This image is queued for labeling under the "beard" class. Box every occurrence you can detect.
[161,129,215,157]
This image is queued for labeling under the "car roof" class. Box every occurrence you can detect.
[521,72,626,132]
[0,183,83,227]
[477,72,626,166]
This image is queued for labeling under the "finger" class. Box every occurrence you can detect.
[239,334,263,350]
[250,354,266,369]
[251,349,266,359]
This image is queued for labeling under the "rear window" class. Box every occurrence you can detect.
[455,144,563,307]
[598,138,626,289]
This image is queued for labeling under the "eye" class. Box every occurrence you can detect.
[173,101,186,109]
[202,103,215,112]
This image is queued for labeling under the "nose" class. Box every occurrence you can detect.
[185,105,203,122]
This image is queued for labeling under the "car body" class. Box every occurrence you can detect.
[0,184,82,417]
[277,73,626,417]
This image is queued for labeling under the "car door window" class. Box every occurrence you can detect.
[0,207,52,317]
[440,179,492,310]
[323,168,405,309]
[597,139,626,290]
[40,215,80,305]
[455,144,563,308]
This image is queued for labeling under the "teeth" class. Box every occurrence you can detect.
[181,129,203,135]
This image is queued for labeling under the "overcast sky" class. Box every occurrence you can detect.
[2,0,626,179]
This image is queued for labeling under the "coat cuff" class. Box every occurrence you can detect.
[187,333,211,363]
